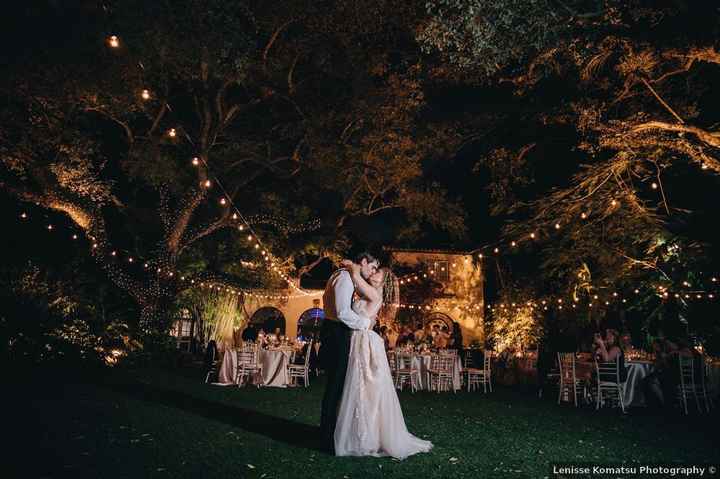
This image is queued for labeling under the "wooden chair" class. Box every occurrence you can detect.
[593,357,625,412]
[466,350,492,393]
[236,344,262,387]
[428,354,455,393]
[395,353,419,392]
[677,355,701,415]
[288,340,313,387]
[557,352,586,407]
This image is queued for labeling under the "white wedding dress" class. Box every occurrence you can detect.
[334,298,433,459]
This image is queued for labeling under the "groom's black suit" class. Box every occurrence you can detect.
[318,269,371,450]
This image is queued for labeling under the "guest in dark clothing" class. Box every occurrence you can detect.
[451,322,463,350]
[242,324,258,342]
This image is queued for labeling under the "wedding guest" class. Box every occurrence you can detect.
[386,325,399,349]
[242,324,258,342]
[593,329,626,381]
[434,326,450,349]
[413,325,425,343]
[451,322,463,350]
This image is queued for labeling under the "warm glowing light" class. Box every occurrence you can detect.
[651,182,658,189]
[530,232,536,239]
[108,35,120,48]
[493,247,499,254]
[554,223,560,230]
[478,253,483,259]
[141,89,151,100]
[168,128,177,137]
[47,225,53,230]
[232,213,238,220]
[111,251,116,256]
[247,235,253,241]
[511,241,517,247]
[128,257,134,263]
[220,198,227,206]
[238,225,244,231]
[634,289,639,294]
[20,212,27,219]
[191,157,199,166]
[581,212,587,219]
[611,199,618,207]
[701,163,709,170]
[72,234,78,240]
[203,180,211,188]
[254,244,260,249]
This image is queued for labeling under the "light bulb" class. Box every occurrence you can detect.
[203,180,211,188]
[220,198,227,205]
[108,35,120,48]
[554,223,560,229]
[651,182,658,189]
[191,157,199,166]
[581,212,587,219]
[141,89,150,100]
[168,128,177,138]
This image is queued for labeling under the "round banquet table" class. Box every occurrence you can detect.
[216,348,292,387]
[624,361,653,407]
[410,354,462,391]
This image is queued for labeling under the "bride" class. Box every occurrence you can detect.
[334,260,433,459]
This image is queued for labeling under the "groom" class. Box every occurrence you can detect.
[318,251,379,452]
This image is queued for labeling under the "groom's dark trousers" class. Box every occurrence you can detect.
[319,319,352,448]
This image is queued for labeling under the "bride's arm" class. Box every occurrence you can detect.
[341,260,381,303]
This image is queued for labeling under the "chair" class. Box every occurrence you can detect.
[428,354,455,393]
[557,353,586,407]
[466,350,492,393]
[677,355,702,415]
[288,340,313,387]
[203,340,219,383]
[700,356,715,412]
[593,357,625,412]
[395,353,420,392]
[236,344,262,387]
[387,351,397,377]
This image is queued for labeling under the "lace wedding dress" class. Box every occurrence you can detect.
[334,298,433,459]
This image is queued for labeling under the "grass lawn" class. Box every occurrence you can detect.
[9,364,719,479]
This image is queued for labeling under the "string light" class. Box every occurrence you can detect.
[108,35,120,48]
[140,89,151,100]
[651,182,658,190]
[167,128,177,138]
[191,157,199,166]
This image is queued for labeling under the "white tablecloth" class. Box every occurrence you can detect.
[410,354,462,391]
[624,361,653,407]
[217,349,291,387]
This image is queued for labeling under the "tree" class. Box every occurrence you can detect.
[1,0,467,334]
[422,1,720,344]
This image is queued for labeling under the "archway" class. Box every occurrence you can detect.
[249,307,286,334]
[297,307,324,339]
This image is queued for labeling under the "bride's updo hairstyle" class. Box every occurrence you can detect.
[378,267,400,324]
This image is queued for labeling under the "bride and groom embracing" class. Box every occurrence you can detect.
[318,251,433,459]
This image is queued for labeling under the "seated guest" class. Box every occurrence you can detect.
[242,324,258,342]
[593,329,626,381]
[413,326,425,343]
[434,326,450,349]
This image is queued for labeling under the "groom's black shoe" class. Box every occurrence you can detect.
[320,436,335,455]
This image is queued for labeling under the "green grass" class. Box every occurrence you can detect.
[9,365,719,479]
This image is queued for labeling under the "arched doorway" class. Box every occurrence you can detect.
[297,307,324,340]
[249,307,286,334]
[425,312,454,333]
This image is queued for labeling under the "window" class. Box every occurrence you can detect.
[432,260,450,283]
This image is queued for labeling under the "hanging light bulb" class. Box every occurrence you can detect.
[47,225,53,231]
[140,89,151,100]
[651,182,658,190]
[219,198,227,206]
[581,212,587,219]
[191,157,200,166]
[72,234,78,240]
[238,224,245,231]
[20,212,27,219]
[554,223,560,230]
[203,179,211,188]
[167,128,177,138]
[530,232,536,239]
[232,213,238,220]
[611,199,618,207]
[511,241,517,247]
[108,35,120,48]
[493,247,499,254]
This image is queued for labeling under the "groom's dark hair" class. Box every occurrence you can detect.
[354,251,378,265]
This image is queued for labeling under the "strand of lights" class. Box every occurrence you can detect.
[102,33,319,295]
